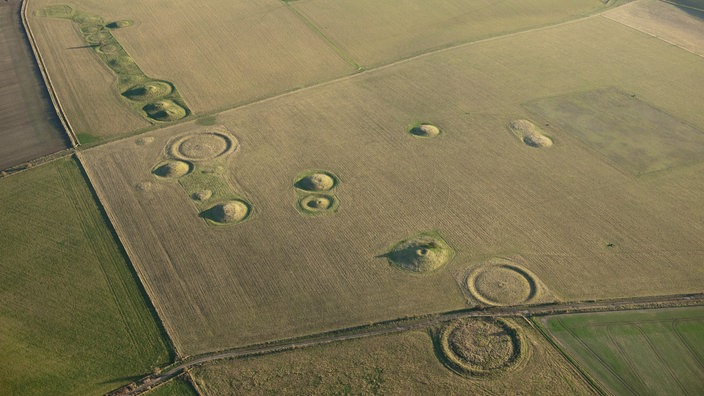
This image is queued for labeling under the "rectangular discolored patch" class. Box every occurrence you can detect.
[525,88,704,175]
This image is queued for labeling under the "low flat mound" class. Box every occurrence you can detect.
[135,136,154,146]
[123,81,173,102]
[202,200,250,224]
[508,119,553,148]
[106,20,134,29]
[295,172,337,191]
[170,132,237,161]
[300,194,336,212]
[385,233,453,273]
[439,318,524,377]
[192,190,213,202]
[152,160,191,178]
[467,261,538,306]
[410,123,441,138]
[143,100,187,122]
[97,43,119,55]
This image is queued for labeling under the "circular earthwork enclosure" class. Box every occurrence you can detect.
[169,131,237,162]
[466,260,539,306]
[438,318,525,377]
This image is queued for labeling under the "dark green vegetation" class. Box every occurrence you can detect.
[0,0,68,169]
[526,88,704,174]
[0,157,170,395]
[541,307,704,395]
[37,5,189,124]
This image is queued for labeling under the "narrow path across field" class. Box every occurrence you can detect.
[108,293,704,396]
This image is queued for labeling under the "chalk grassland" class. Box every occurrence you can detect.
[22,1,148,139]
[604,0,704,57]
[539,307,704,395]
[25,0,356,138]
[192,321,595,395]
[0,157,170,395]
[290,0,608,67]
[0,0,68,169]
[80,15,704,357]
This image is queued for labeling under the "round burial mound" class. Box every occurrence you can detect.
[295,171,337,192]
[299,194,336,213]
[201,200,250,224]
[106,20,134,29]
[410,123,441,138]
[123,81,173,102]
[467,262,538,306]
[439,318,524,377]
[84,30,113,45]
[386,234,453,273]
[135,136,155,146]
[143,100,187,122]
[152,160,191,178]
[170,132,237,162]
[508,119,553,148]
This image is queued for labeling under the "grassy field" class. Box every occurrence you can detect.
[0,157,171,395]
[79,14,704,356]
[291,0,609,67]
[192,319,595,395]
[539,307,704,395]
[0,0,68,169]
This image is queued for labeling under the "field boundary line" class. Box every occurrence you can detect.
[528,318,607,396]
[661,0,704,12]
[74,151,179,363]
[20,0,79,147]
[108,294,704,395]
[601,11,704,60]
[283,2,363,71]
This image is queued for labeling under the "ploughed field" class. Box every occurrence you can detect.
[0,0,68,169]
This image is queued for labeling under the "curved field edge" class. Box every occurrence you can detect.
[538,307,704,395]
[0,157,171,395]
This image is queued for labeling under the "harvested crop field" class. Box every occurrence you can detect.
[290,0,607,66]
[24,0,358,137]
[604,0,704,57]
[540,307,704,395]
[80,14,704,356]
[0,0,69,169]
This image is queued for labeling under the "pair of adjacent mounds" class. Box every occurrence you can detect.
[123,81,188,122]
[294,171,339,214]
[508,119,553,148]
